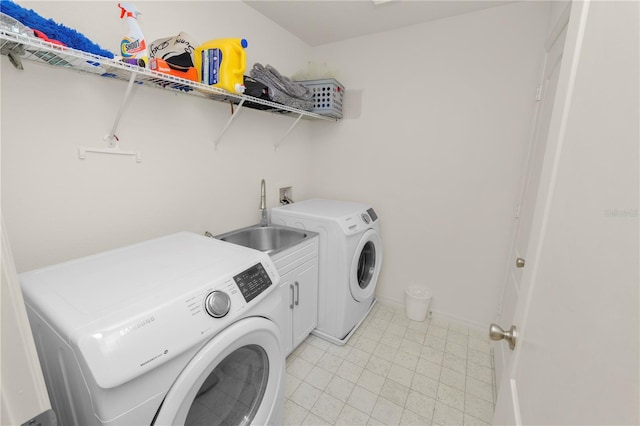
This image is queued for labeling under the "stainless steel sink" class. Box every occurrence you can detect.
[215,224,308,256]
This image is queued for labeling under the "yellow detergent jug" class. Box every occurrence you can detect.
[194,38,247,94]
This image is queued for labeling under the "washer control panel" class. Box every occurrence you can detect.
[201,262,273,319]
[233,262,273,303]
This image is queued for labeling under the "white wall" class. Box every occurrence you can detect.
[308,2,550,327]
[1,1,316,272]
[2,1,551,325]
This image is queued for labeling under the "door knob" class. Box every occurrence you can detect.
[516,257,526,268]
[489,323,517,350]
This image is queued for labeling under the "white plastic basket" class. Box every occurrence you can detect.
[299,78,344,119]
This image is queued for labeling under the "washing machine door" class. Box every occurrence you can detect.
[153,317,283,426]
[349,229,382,302]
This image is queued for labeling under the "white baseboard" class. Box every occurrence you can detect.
[374,295,404,310]
[374,295,488,334]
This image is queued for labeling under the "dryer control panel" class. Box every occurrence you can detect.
[337,208,379,236]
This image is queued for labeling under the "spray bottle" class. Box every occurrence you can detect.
[118,2,147,66]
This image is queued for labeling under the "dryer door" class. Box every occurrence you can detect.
[153,317,283,426]
[349,229,383,302]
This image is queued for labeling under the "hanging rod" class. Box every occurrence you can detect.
[78,139,142,163]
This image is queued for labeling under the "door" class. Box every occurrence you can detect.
[153,317,283,426]
[493,1,639,424]
[349,229,382,302]
[1,215,52,425]
[493,5,569,386]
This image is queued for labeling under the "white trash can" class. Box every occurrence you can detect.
[404,285,432,322]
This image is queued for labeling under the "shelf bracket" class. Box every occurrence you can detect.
[106,72,137,144]
[274,113,304,151]
[214,99,245,150]
[78,137,141,163]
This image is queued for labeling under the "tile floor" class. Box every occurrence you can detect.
[284,302,496,425]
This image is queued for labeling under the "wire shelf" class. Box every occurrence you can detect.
[0,30,338,122]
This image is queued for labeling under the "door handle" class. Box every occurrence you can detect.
[294,281,299,306]
[489,323,517,350]
[516,257,526,268]
[289,284,294,309]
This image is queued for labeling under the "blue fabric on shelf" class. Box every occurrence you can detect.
[0,0,114,58]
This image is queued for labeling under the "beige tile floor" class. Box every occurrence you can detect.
[284,302,496,425]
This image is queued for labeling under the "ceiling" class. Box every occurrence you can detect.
[244,0,512,46]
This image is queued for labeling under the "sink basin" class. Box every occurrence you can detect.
[215,224,308,256]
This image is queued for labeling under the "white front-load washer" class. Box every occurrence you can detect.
[271,199,383,345]
[19,232,285,426]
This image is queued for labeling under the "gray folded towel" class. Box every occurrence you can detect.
[250,63,315,111]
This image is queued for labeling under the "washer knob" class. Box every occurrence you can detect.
[204,291,231,318]
[361,213,370,224]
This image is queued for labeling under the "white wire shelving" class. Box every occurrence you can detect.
[0,30,337,160]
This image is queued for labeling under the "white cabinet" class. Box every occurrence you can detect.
[271,234,319,357]
[279,260,318,356]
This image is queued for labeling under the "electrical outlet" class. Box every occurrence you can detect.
[279,187,293,204]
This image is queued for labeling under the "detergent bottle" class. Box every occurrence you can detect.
[194,38,248,94]
[118,2,148,66]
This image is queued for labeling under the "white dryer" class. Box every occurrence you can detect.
[271,199,382,345]
[20,232,285,426]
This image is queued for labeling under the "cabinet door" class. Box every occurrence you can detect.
[278,277,294,357]
[291,261,318,350]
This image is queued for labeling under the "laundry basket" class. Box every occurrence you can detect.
[298,78,344,118]
[404,285,432,322]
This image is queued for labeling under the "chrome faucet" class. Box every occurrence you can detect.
[260,179,268,227]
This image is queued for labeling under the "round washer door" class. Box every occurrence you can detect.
[349,229,383,302]
[153,317,283,426]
